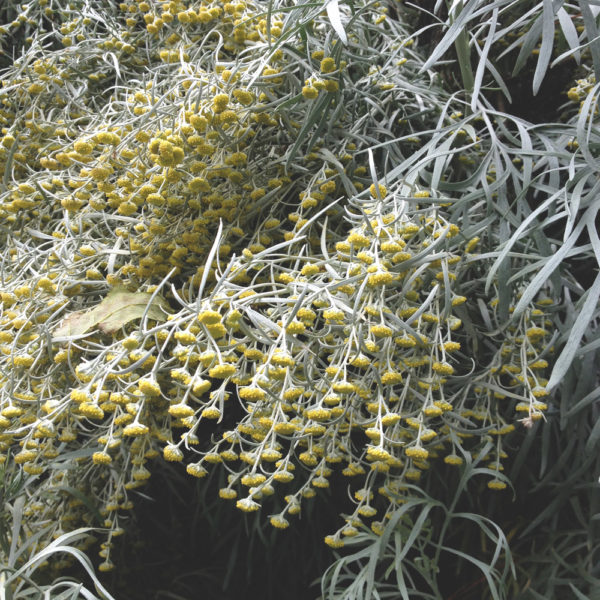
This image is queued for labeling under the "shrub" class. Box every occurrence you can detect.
[0,0,598,598]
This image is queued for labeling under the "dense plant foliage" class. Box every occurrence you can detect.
[0,0,598,598]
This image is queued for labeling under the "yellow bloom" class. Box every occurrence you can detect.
[236,497,260,512]
[366,446,392,461]
[198,309,222,324]
[320,57,336,73]
[306,407,331,421]
[233,89,254,105]
[138,378,161,397]
[201,406,222,419]
[168,403,195,418]
[370,324,393,338]
[239,387,266,402]
[123,423,149,437]
[369,183,387,198]
[219,488,237,499]
[92,451,112,465]
[273,470,294,483]
[324,535,345,548]
[347,231,370,248]
[286,320,306,334]
[302,85,319,100]
[487,480,507,490]
[323,308,345,321]
[163,444,184,462]
[208,364,236,379]
[79,402,105,420]
[405,446,429,460]
[432,361,454,376]
[270,515,290,529]
[187,463,208,478]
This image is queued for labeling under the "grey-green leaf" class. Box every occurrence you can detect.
[547,271,600,391]
[326,0,347,45]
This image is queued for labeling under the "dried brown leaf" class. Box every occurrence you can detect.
[54,287,170,338]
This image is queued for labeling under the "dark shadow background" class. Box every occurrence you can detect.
[103,460,348,600]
